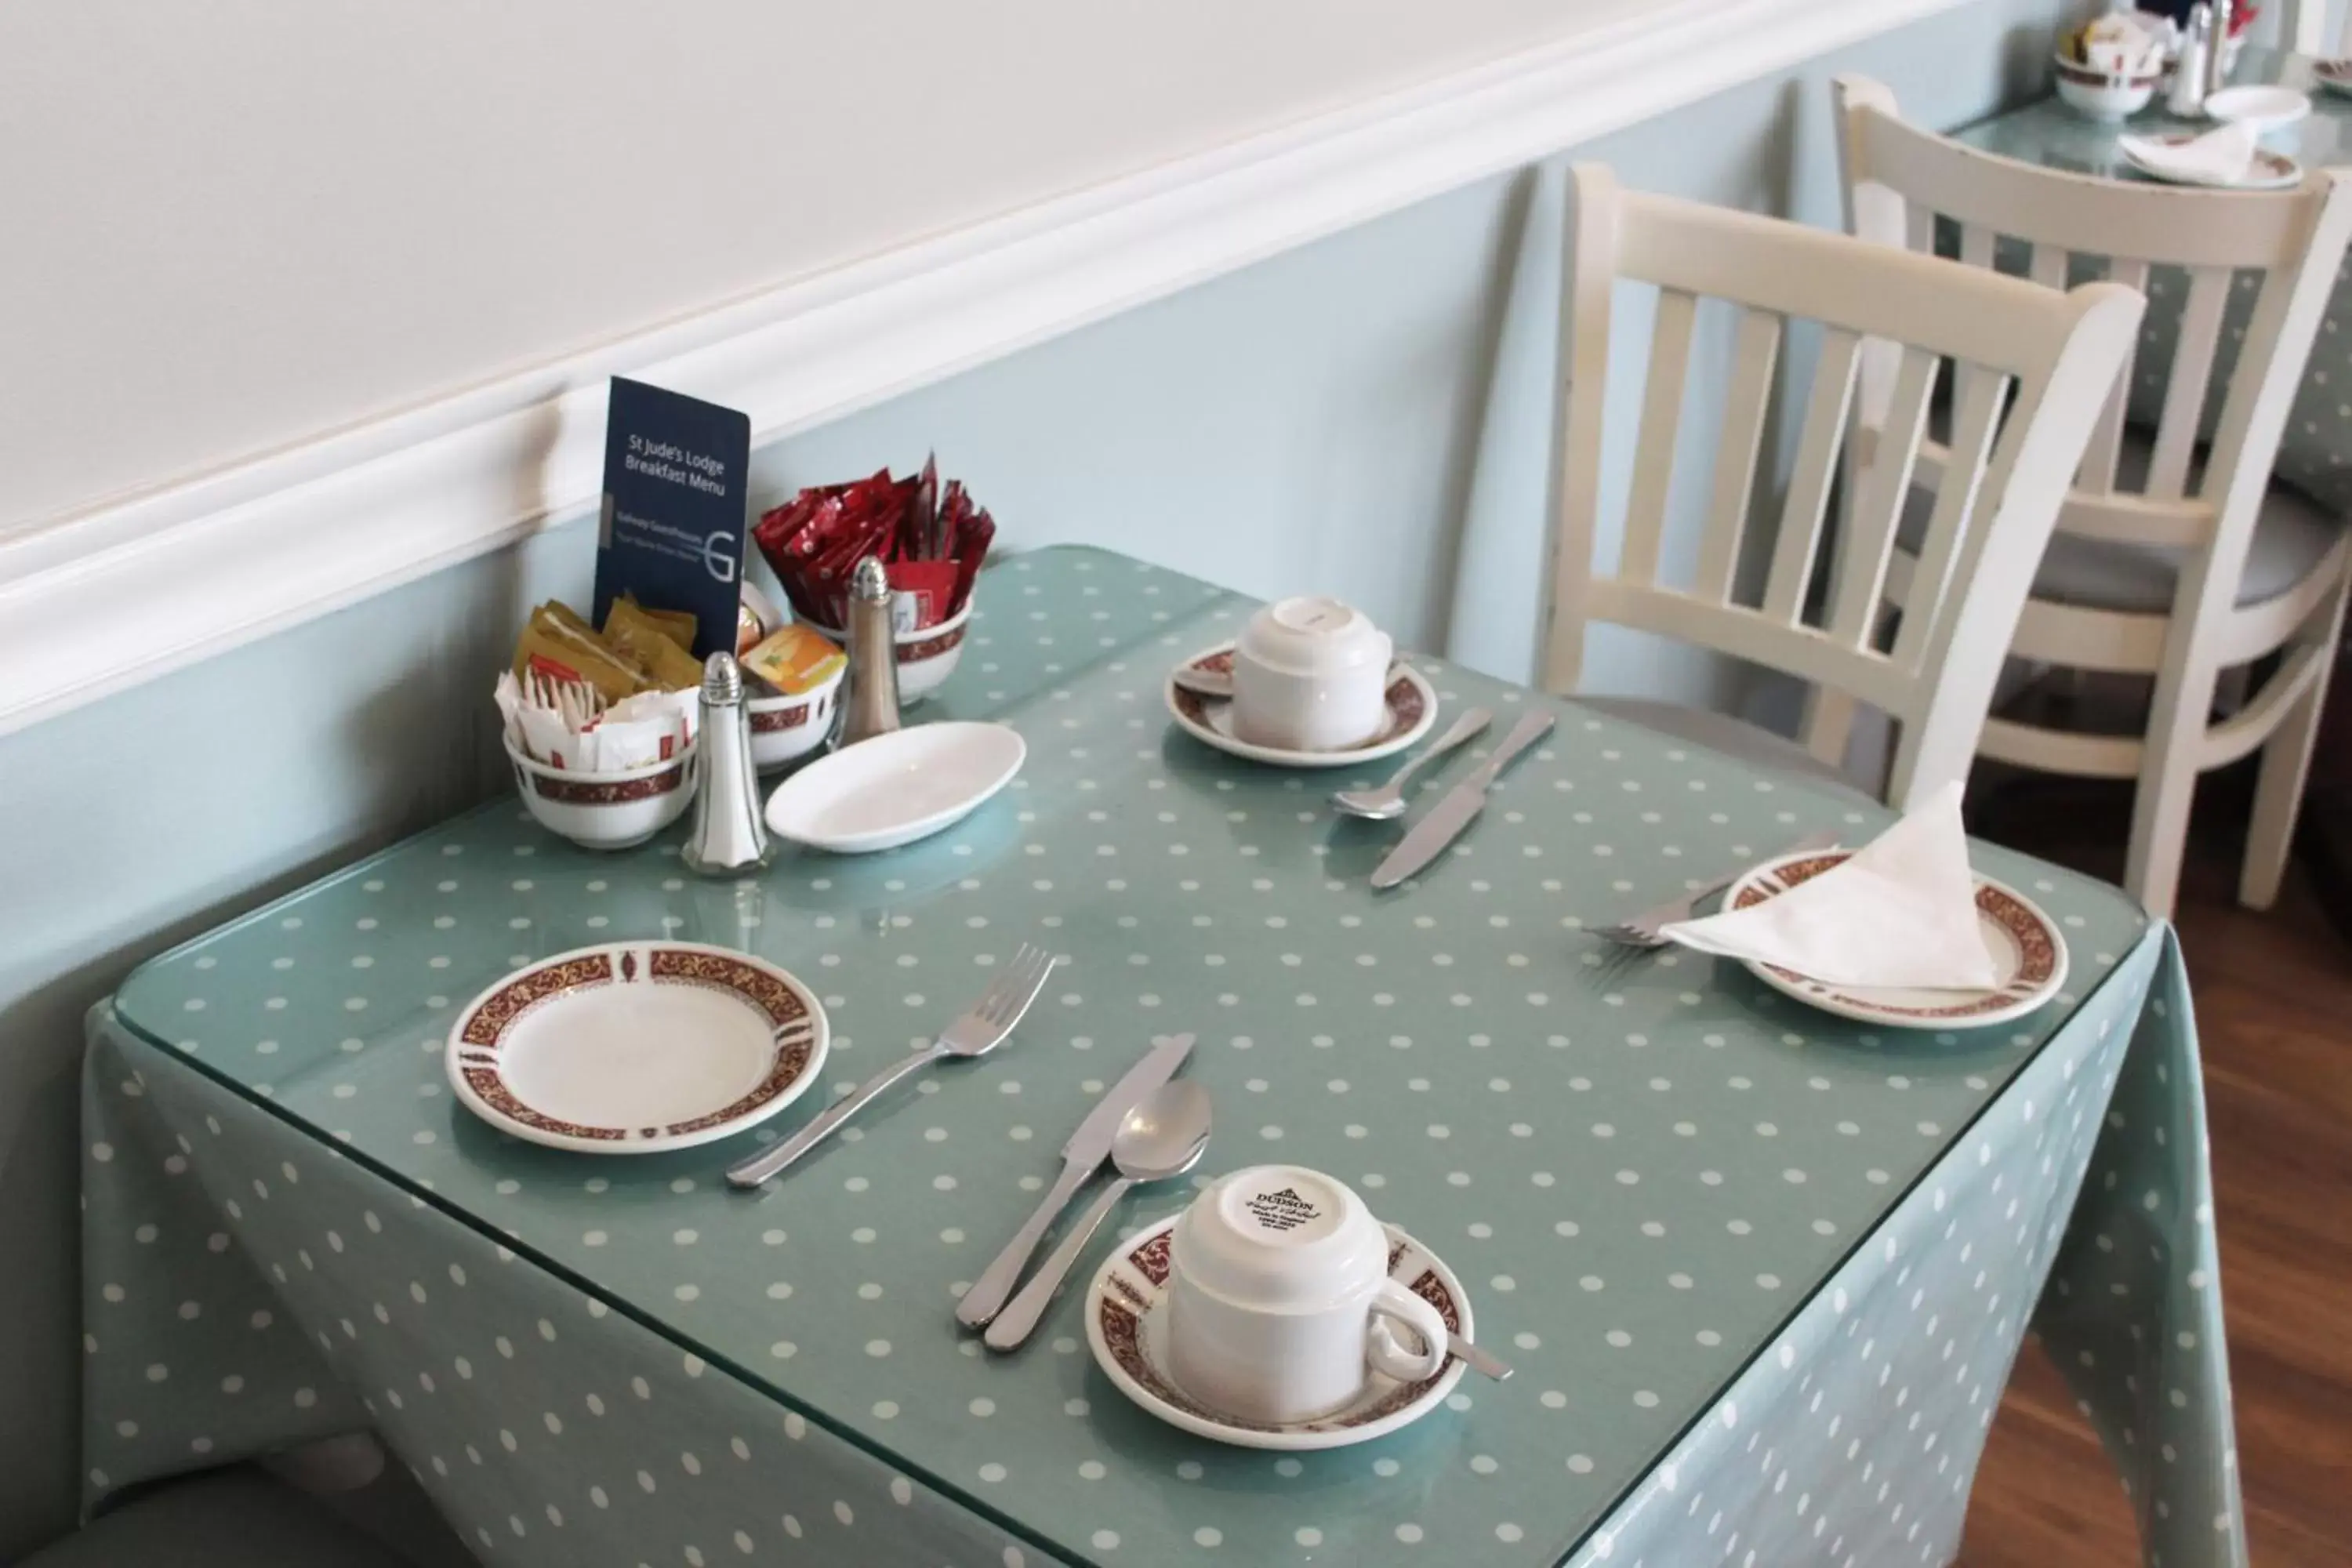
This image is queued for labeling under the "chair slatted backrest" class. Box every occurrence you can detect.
[1837,76,2352,570]
[1544,165,2143,808]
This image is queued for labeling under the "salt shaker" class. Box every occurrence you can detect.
[837,556,902,749]
[2170,4,2212,118]
[681,652,772,876]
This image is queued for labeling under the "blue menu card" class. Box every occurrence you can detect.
[593,377,752,659]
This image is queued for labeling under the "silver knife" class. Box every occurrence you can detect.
[1370,711,1555,889]
[954,1033,1196,1328]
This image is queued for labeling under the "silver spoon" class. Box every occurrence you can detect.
[982,1080,1213,1351]
[1446,1332,1512,1381]
[1332,707,1494,820]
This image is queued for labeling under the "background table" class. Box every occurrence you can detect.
[85,547,2242,1566]
[1955,45,2352,517]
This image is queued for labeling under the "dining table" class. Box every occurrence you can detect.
[1955,43,2352,519]
[82,545,2241,1567]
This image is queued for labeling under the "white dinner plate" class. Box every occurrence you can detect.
[764,721,1025,853]
[446,942,828,1154]
[1163,643,1438,769]
[1721,850,2069,1029]
[1085,1216,1470,1450]
[2120,134,2301,190]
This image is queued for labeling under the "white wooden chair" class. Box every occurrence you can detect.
[1834,76,2352,916]
[1542,164,2143,812]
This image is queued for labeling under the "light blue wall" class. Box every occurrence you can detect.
[0,4,2066,1552]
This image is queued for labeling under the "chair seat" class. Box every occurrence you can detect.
[1576,695,1874,801]
[24,1468,416,1568]
[1899,430,2346,615]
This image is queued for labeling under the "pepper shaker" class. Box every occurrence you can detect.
[2206,0,2232,96]
[837,556,903,749]
[681,652,772,876]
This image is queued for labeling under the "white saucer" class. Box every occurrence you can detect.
[447,942,828,1153]
[2120,133,2301,190]
[2205,84,2310,132]
[1722,850,2069,1029]
[1084,1216,1470,1450]
[764,721,1024,853]
[1163,644,1438,769]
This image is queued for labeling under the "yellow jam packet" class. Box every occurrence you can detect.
[742,623,846,695]
[512,603,647,706]
[601,598,706,691]
[618,596,698,654]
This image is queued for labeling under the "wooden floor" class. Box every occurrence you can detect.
[1957,776,2352,1568]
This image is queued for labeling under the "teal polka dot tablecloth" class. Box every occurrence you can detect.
[88,546,2242,1567]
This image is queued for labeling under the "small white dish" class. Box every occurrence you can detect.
[1085,1214,1470,1450]
[446,942,827,1154]
[1721,850,2068,1029]
[800,601,971,706]
[1165,644,1437,769]
[745,662,844,772]
[2205,84,2310,132]
[505,735,699,851]
[764,721,1024,853]
[2120,133,2300,190]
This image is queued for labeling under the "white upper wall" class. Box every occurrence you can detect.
[0,0,1615,532]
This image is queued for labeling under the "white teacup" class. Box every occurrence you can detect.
[1230,597,1392,753]
[1165,1164,1448,1425]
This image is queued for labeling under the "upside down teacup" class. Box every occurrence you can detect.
[1229,597,1392,753]
[1165,1164,1448,1425]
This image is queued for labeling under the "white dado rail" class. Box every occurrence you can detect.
[0,0,1972,736]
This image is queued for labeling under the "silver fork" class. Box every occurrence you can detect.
[1595,831,1839,949]
[726,943,1060,1188]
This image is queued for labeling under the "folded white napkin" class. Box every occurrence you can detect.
[1658,781,1998,989]
[2119,121,2258,186]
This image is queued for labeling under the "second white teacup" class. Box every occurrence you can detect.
[1165,1164,1447,1425]
[1229,597,1392,753]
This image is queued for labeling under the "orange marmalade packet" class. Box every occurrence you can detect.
[741,622,845,695]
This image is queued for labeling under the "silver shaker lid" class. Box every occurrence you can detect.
[700,650,744,706]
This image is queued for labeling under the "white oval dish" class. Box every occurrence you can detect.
[1085,1215,1470,1450]
[446,942,827,1154]
[2204,84,2310,132]
[1721,850,2069,1029]
[764,721,1025,853]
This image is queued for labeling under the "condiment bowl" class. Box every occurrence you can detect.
[506,735,699,850]
[745,662,846,772]
[2054,55,2158,121]
[802,599,973,707]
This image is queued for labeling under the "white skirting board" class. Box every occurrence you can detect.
[0,0,1971,736]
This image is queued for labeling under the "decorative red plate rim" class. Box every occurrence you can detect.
[1095,1221,1465,1436]
[449,945,820,1144]
[1728,852,2063,1020]
[1167,645,1428,748]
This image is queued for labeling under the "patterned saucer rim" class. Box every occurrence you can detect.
[445,942,829,1154]
[1163,643,1438,769]
[1083,1215,1471,1451]
[2120,135,2300,191]
[1723,851,2069,1029]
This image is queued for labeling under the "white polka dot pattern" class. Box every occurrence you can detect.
[86,549,2234,1566]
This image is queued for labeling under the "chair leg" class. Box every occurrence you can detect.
[2240,578,2350,910]
[2125,662,2218,921]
